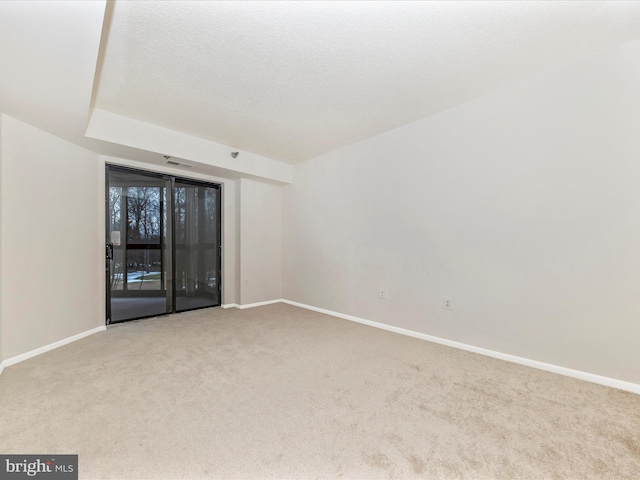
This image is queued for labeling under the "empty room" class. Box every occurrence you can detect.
[1,1,639,479]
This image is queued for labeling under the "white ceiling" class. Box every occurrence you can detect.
[2,1,640,171]
[93,0,640,164]
[0,0,104,136]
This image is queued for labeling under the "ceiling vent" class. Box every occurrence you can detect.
[165,158,194,168]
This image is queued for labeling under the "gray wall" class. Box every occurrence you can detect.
[282,40,640,384]
[1,114,103,359]
[239,178,282,304]
[0,113,3,363]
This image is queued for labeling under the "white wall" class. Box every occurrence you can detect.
[1,114,103,360]
[0,0,106,137]
[282,40,640,384]
[240,178,282,304]
[0,113,3,364]
[86,109,294,185]
[222,180,238,305]
[233,179,242,304]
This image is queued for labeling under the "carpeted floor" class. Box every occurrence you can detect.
[1,303,639,479]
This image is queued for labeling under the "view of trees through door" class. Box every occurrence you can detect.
[109,184,165,292]
[106,166,221,323]
[174,181,221,311]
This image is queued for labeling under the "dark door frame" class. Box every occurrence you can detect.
[105,164,222,324]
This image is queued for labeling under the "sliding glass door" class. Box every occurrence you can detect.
[106,166,221,324]
[175,180,221,311]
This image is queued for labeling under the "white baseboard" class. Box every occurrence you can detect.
[281,299,640,395]
[0,326,107,374]
[3,302,636,395]
[237,299,283,310]
[222,300,282,309]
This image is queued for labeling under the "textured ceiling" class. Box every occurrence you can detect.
[0,0,105,136]
[94,1,640,164]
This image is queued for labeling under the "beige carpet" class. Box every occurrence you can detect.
[1,303,639,479]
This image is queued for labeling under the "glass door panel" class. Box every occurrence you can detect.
[106,167,173,323]
[174,180,221,312]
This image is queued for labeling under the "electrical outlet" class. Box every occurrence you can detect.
[378,288,388,300]
[443,298,452,310]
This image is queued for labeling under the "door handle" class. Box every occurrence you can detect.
[106,243,114,261]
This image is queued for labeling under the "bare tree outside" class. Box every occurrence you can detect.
[109,186,163,290]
